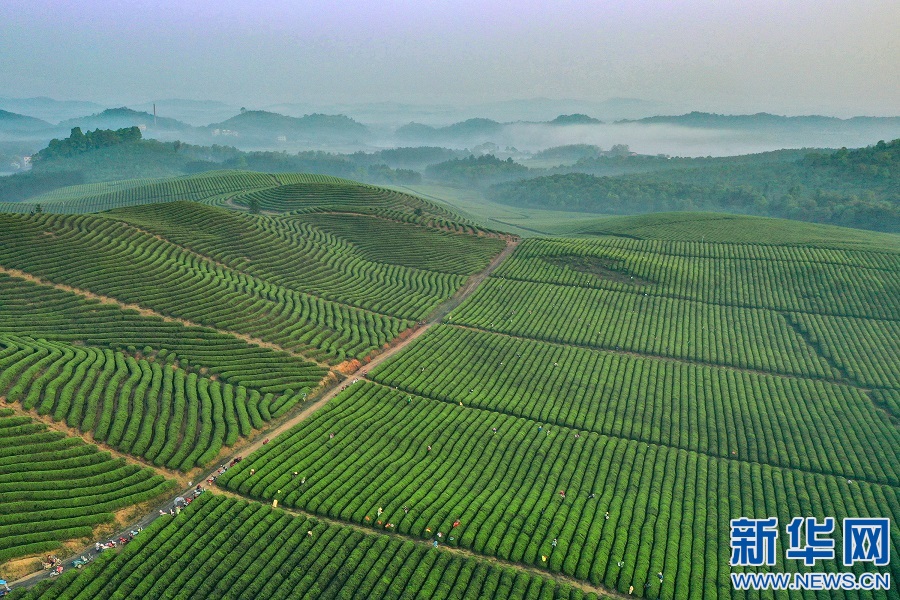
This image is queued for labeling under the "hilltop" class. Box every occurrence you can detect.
[396,118,504,144]
[548,114,602,125]
[59,107,194,135]
[207,110,370,144]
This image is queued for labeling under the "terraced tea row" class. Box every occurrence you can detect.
[0,273,327,396]
[25,179,161,203]
[293,212,506,274]
[219,382,900,600]
[447,278,838,379]
[565,212,900,248]
[0,409,174,565]
[0,212,408,361]
[20,494,599,600]
[494,238,900,319]
[0,335,289,470]
[109,201,501,315]
[785,312,900,391]
[873,389,900,419]
[229,182,480,232]
[271,173,359,185]
[1,171,279,214]
[370,325,900,485]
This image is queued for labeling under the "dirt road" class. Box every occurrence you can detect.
[9,237,519,591]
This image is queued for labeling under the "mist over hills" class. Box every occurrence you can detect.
[59,107,195,136]
[391,114,900,155]
[130,99,239,126]
[1,111,897,234]
[624,111,900,133]
[396,118,505,145]
[207,110,370,145]
[397,115,605,145]
[0,97,103,123]
[262,97,668,125]
[0,109,52,134]
[2,92,899,157]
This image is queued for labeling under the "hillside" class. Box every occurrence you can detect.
[0,97,103,123]
[1,172,897,600]
[0,129,429,202]
[0,110,52,135]
[531,144,604,163]
[59,107,194,135]
[207,110,369,143]
[396,118,504,144]
[0,170,471,222]
[425,154,531,186]
[549,114,602,125]
[623,111,900,134]
[545,211,900,248]
[0,178,509,580]
[489,140,900,232]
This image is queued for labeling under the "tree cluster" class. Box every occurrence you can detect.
[489,141,899,232]
[33,126,142,162]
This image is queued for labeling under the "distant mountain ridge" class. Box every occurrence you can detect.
[0,97,103,123]
[130,99,238,126]
[622,111,900,130]
[396,118,504,142]
[549,114,602,125]
[0,109,52,133]
[396,115,608,145]
[207,110,369,142]
[59,107,194,133]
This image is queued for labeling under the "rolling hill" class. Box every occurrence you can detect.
[0,110,53,135]
[59,108,195,136]
[490,140,900,233]
[206,110,370,144]
[396,118,505,145]
[622,111,900,134]
[0,97,103,124]
[2,171,897,600]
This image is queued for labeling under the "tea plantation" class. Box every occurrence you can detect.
[3,174,897,600]
[18,495,598,600]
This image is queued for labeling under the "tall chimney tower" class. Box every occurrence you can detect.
[153,103,157,127]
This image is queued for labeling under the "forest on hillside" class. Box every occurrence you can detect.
[489,140,899,232]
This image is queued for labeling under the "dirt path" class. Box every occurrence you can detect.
[210,486,622,599]
[0,401,191,487]
[113,221,232,271]
[8,237,521,592]
[0,265,329,369]
[190,237,520,477]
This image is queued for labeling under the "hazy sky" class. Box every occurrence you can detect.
[1,0,897,116]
